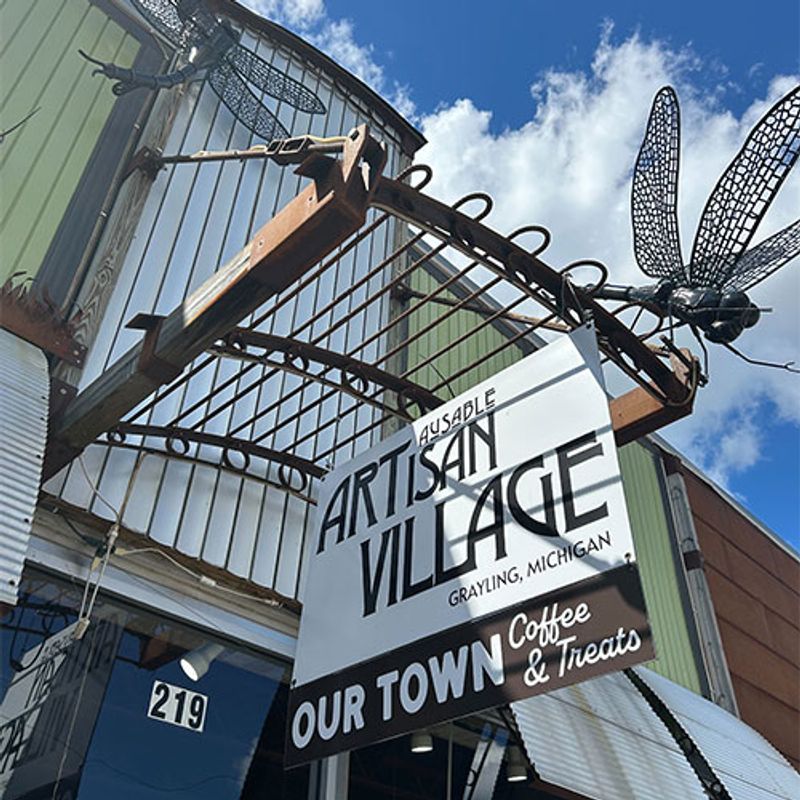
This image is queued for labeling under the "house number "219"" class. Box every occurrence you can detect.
[147,681,208,732]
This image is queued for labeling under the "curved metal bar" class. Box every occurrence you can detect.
[371,175,690,406]
[92,440,316,504]
[106,423,325,491]
[508,224,552,256]
[559,259,609,294]
[394,163,433,191]
[611,301,667,343]
[216,329,445,418]
[452,192,494,222]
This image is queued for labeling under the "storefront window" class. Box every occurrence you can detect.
[348,718,562,799]
[0,568,308,799]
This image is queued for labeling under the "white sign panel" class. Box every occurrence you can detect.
[287,324,653,765]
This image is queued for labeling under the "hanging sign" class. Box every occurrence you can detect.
[286,323,653,766]
[0,614,124,796]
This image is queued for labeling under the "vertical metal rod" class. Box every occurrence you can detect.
[447,722,453,800]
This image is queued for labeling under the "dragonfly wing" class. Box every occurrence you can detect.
[226,46,326,114]
[130,0,189,47]
[208,61,289,141]
[690,85,800,288]
[631,86,687,283]
[723,218,800,293]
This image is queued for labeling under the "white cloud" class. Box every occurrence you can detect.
[309,18,383,87]
[241,0,415,118]
[415,30,799,490]
[245,0,324,28]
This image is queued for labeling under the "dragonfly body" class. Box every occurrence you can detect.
[595,85,800,346]
[600,280,761,343]
[80,0,326,140]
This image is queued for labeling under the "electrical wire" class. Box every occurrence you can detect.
[76,454,121,522]
[114,546,282,608]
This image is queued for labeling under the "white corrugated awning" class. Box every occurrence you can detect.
[511,670,707,800]
[0,330,49,604]
[634,667,800,800]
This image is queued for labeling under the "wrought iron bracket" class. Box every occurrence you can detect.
[212,329,444,420]
[125,134,355,181]
[105,423,324,494]
[372,175,690,410]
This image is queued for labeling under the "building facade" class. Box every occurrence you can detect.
[1,1,797,798]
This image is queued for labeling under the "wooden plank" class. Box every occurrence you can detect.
[610,384,694,446]
[45,127,384,478]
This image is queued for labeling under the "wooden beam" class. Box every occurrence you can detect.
[610,347,698,446]
[45,126,385,479]
[610,383,695,447]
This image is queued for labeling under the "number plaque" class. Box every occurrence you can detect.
[147,680,207,733]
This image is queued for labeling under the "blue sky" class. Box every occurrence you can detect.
[323,0,800,126]
[248,0,799,547]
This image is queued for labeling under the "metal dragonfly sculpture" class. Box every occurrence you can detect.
[595,84,800,350]
[79,0,326,141]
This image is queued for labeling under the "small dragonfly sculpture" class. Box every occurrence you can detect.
[80,0,326,141]
[596,84,800,352]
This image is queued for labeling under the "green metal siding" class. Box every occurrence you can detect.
[0,0,139,283]
[405,266,522,400]
[619,442,704,693]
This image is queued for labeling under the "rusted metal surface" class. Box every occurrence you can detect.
[212,328,443,419]
[107,422,324,489]
[0,275,86,366]
[45,125,386,479]
[372,175,691,408]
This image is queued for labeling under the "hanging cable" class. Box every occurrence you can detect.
[72,452,146,638]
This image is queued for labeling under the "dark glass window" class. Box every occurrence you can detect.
[348,718,564,799]
[0,568,308,799]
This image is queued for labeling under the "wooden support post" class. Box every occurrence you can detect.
[45,126,385,479]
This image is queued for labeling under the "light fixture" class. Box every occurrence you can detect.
[180,642,224,681]
[506,745,528,783]
[410,729,433,753]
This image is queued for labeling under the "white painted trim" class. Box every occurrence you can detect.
[25,533,297,660]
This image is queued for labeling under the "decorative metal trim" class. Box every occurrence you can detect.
[212,329,444,420]
[106,422,324,493]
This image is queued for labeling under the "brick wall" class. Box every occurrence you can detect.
[678,466,800,769]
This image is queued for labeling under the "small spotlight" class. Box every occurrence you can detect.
[180,642,224,681]
[410,730,433,753]
[506,745,528,783]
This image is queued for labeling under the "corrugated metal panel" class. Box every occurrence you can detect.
[511,670,707,800]
[45,14,411,601]
[0,330,49,604]
[619,442,705,693]
[0,0,139,282]
[635,667,800,800]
